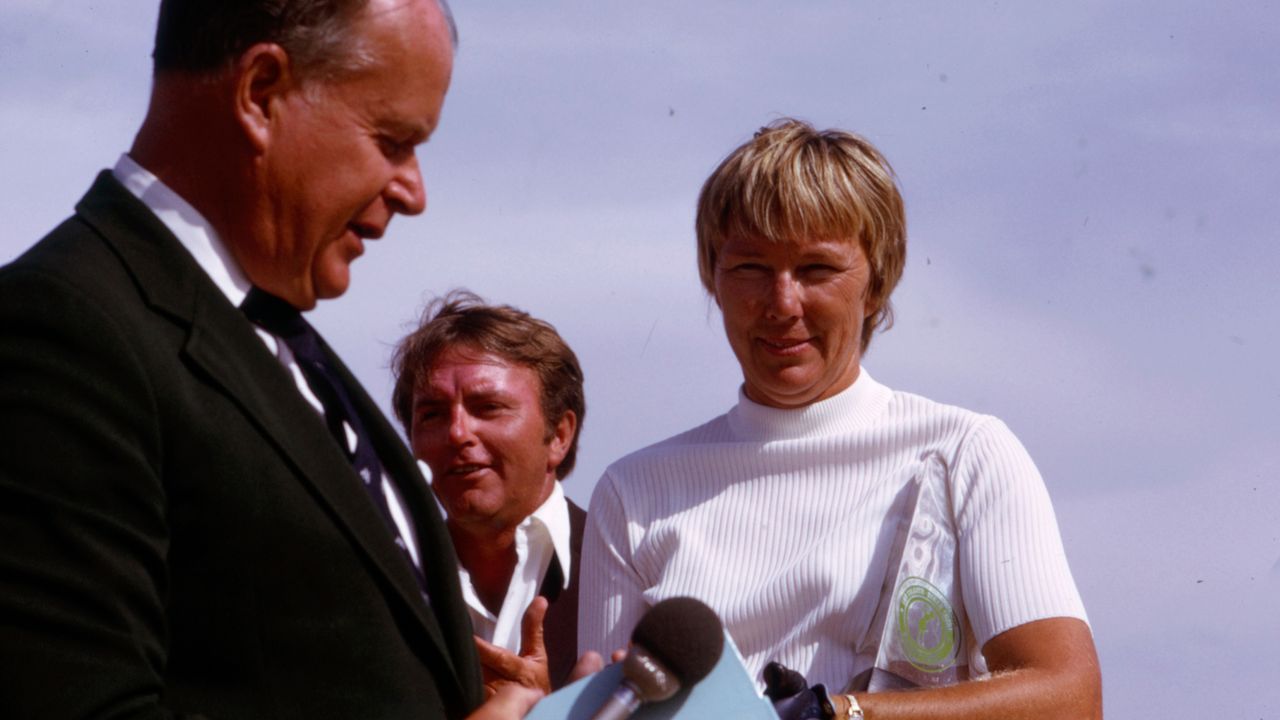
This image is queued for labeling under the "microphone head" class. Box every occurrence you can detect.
[630,596,724,686]
[620,646,682,703]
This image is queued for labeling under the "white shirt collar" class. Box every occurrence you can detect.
[466,481,570,652]
[111,154,252,307]
[420,461,573,652]
[530,480,573,588]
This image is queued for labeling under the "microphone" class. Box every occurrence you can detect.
[589,597,725,720]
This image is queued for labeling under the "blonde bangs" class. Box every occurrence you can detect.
[722,140,876,247]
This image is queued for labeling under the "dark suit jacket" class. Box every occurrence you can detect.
[0,173,484,719]
[540,498,585,690]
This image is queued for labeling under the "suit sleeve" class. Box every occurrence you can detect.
[577,470,650,657]
[0,268,190,719]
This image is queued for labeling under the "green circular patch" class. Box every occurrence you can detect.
[895,576,961,673]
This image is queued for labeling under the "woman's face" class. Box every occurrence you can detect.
[713,234,875,409]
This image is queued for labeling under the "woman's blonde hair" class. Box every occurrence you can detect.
[695,118,907,351]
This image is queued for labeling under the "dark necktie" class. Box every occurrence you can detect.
[241,287,427,591]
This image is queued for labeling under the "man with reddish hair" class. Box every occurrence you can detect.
[393,291,588,692]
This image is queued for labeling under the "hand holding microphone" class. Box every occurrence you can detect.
[589,597,724,720]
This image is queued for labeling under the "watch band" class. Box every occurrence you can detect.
[841,694,864,719]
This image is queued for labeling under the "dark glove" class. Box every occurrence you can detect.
[763,661,837,720]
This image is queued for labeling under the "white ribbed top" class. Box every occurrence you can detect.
[578,371,1086,688]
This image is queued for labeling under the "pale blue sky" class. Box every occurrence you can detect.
[2,2,1277,716]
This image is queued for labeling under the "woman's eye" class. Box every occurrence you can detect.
[800,264,839,280]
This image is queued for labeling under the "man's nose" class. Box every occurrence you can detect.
[386,152,427,216]
[447,408,475,445]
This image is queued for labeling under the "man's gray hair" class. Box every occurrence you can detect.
[153,0,457,81]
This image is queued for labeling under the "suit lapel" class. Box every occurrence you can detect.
[74,172,479,704]
[327,344,482,700]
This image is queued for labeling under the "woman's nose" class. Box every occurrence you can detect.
[765,272,802,319]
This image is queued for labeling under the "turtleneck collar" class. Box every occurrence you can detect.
[726,369,892,442]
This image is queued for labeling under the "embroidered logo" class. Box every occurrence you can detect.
[895,576,961,673]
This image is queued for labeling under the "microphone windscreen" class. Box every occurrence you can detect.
[630,597,724,685]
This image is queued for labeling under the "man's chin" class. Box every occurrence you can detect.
[250,279,317,311]
[312,270,352,303]
[445,500,505,530]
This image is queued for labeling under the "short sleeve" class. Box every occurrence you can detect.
[951,417,1088,652]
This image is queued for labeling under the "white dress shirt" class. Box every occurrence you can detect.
[421,461,572,654]
[112,154,421,568]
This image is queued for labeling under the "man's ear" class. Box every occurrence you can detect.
[546,410,578,473]
[233,43,295,153]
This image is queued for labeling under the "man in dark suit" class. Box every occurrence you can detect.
[0,1,543,717]
[391,292,587,692]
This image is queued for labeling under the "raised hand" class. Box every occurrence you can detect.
[475,596,551,696]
